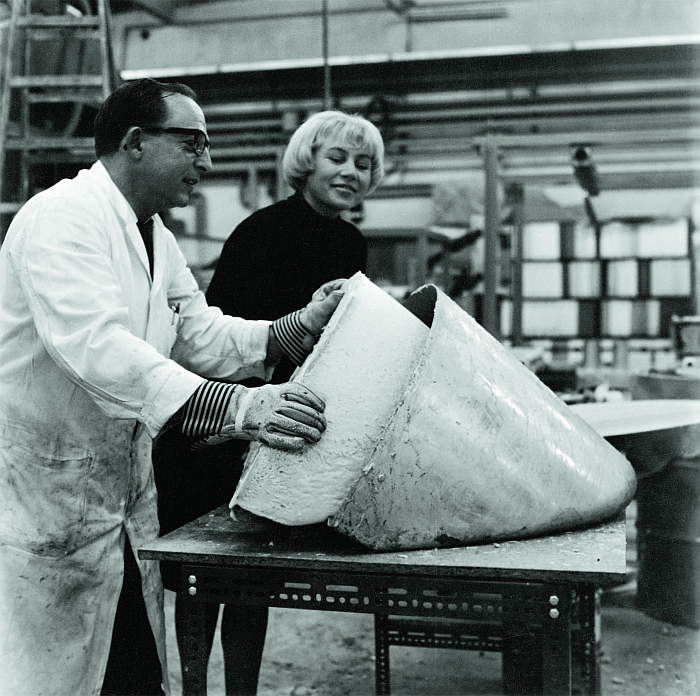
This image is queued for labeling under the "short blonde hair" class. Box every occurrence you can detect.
[282,111,385,195]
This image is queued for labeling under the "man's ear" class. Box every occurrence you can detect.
[122,127,144,158]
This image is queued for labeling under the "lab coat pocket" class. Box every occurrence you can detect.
[146,298,179,358]
[0,424,94,558]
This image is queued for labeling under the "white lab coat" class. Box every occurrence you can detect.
[0,161,273,696]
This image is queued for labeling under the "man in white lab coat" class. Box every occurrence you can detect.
[0,78,341,696]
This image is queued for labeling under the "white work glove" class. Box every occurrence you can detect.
[272,279,347,365]
[298,279,346,336]
[220,382,327,452]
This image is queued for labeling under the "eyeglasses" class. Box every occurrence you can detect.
[141,127,210,156]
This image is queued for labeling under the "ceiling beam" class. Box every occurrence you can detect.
[471,128,700,148]
[144,43,700,104]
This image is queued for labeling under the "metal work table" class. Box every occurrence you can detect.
[139,505,627,696]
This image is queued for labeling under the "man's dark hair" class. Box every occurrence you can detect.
[94,78,200,158]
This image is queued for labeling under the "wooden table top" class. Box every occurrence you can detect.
[140,505,627,585]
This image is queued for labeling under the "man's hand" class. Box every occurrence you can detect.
[299,279,347,336]
[221,382,327,451]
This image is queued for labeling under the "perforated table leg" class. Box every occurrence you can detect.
[571,586,602,695]
[541,586,572,695]
[374,614,391,695]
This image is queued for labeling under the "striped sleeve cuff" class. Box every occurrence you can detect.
[181,381,237,438]
[272,309,318,366]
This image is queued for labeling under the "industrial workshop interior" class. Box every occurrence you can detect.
[0,0,699,695]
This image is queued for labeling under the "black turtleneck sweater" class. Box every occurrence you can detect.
[206,190,368,383]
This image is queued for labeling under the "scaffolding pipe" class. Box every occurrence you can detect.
[483,140,500,338]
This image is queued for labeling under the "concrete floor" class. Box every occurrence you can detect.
[164,501,700,696]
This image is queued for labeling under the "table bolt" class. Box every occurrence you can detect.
[549,608,559,619]
[188,575,197,585]
[188,586,197,596]
[549,595,559,606]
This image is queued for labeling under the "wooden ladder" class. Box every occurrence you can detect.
[0,0,118,239]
